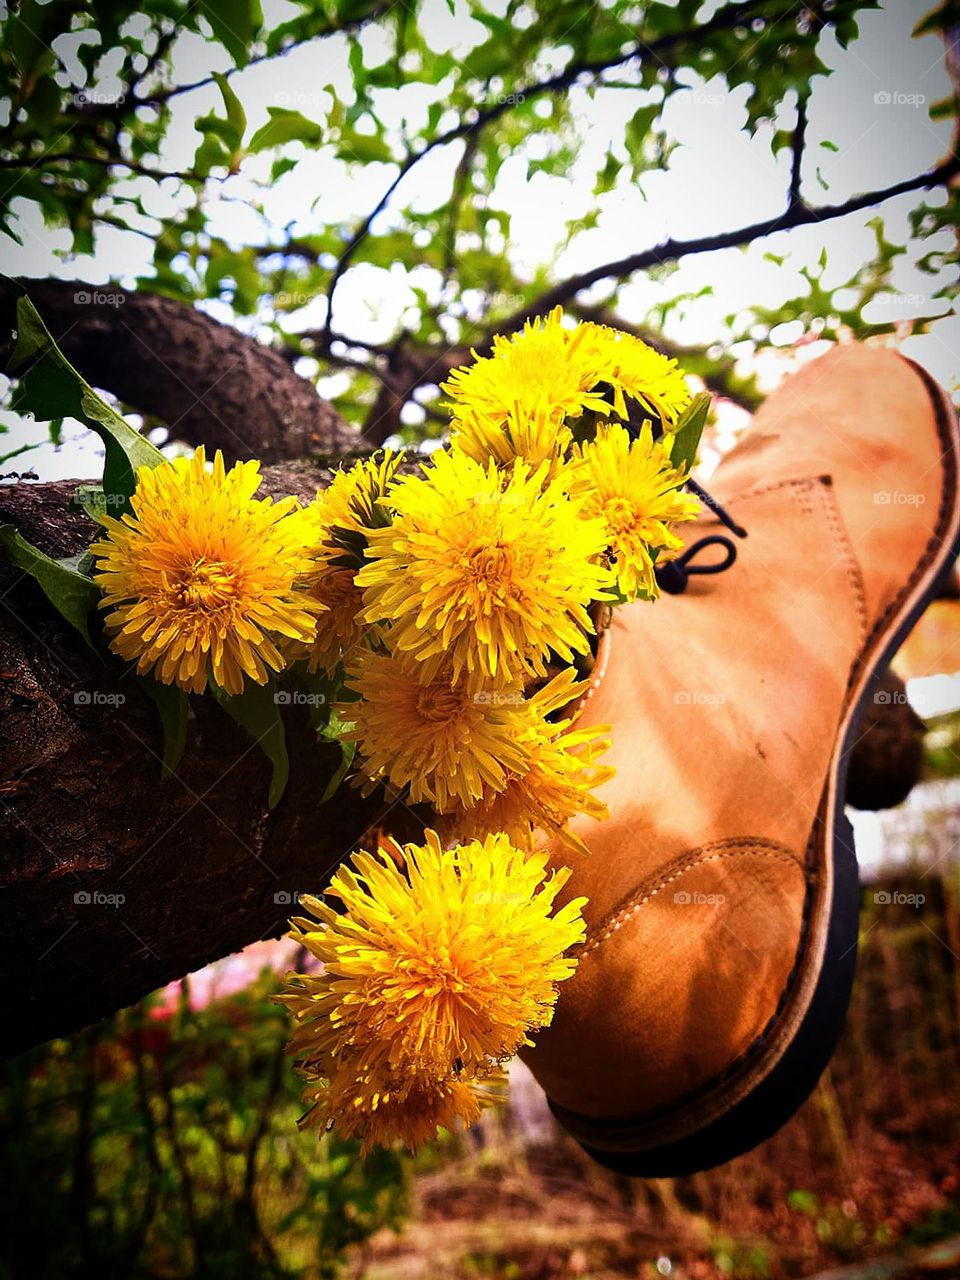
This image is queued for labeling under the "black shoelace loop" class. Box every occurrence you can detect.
[654,479,747,595]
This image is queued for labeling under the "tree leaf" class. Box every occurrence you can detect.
[669,391,711,475]
[141,678,190,779]
[249,108,324,153]
[0,524,99,649]
[5,291,165,512]
[213,71,247,147]
[200,0,261,66]
[318,706,356,803]
[213,679,290,809]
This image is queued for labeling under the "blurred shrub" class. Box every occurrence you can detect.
[0,971,408,1278]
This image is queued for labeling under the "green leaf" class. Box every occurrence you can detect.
[318,706,356,803]
[624,105,659,160]
[214,71,247,147]
[336,130,394,165]
[249,107,324,153]
[200,0,261,66]
[214,679,290,809]
[141,678,189,778]
[5,291,165,511]
[670,391,711,474]
[0,524,99,648]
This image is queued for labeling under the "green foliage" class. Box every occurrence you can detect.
[6,293,165,510]
[214,679,291,809]
[0,524,100,648]
[0,0,945,437]
[669,392,711,475]
[0,973,409,1278]
[141,676,190,778]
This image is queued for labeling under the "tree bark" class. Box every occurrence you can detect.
[0,280,356,463]
[0,464,422,1060]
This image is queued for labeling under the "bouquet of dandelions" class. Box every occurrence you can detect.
[272,310,706,1153]
[4,297,706,1155]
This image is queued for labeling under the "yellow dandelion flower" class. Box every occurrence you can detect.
[568,422,700,601]
[577,322,692,427]
[300,1069,486,1156]
[283,830,587,1090]
[448,671,614,855]
[340,648,530,811]
[443,307,609,469]
[296,565,367,675]
[306,450,403,569]
[286,452,402,674]
[90,447,317,695]
[356,449,611,694]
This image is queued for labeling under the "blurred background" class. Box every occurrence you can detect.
[1,0,959,1276]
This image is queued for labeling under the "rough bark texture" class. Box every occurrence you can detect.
[0,279,357,462]
[0,465,422,1061]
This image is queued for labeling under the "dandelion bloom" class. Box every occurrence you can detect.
[577,322,693,428]
[569,422,700,601]
[304,450,403,570]
[340,648,530,811]
[290,452,403,674]
[448,670,614,854]
[295,1057,488,1156]
[443,307,609,469]
[91,447,316,695]
[278,830,586,1149]
[357,449,611,693]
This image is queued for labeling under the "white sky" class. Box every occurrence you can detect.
[1,0,957,476]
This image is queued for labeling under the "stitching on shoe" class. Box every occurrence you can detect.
[697,474,829,509]
[554,822,820,1136]
[849,357,957,693]
[582,837,805,957]
[814,475,869,653]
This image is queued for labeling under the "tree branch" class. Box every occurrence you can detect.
[0,280,357,463]
[320,0,787,338]
[0,466,421,1061]
[789,92,809,210]
[502,155,960,327]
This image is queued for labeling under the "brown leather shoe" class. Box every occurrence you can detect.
[521,346,960,1174]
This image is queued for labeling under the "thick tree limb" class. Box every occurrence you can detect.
[0,466,421,1061]
[0,279,356,463]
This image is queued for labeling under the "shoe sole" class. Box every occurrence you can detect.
[556,359,960,1176]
